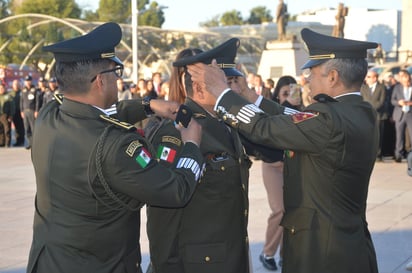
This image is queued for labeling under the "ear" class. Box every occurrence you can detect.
[192,81,205,99]
[328,69,339,86]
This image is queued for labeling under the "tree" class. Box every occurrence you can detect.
[138,1,165,28]
[0,0,10,18]
[98,0,130,23]
[199,15,220,28]
[220,10,243,26]
[247,6,273,24]
[12,0,81,18]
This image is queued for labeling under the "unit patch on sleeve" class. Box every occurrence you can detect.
[126,140,143,157]
[291,112,318,124]
[157,145,177,163]
[135,147,151,168]
[161,136,182,147]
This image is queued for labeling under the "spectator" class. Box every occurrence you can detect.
[0,83,15,147]
[157,80,169,100]
[152,72,163,96]
[35,77,48,114]
[382,72,397,157]
[252,74,271,98]
[391,69,412,162]
[264,78,275,97]
[117,78,132,101]
[43,77,58,105]
[10,79,25,146]
[360,70,386,161]
[20,75,38,149]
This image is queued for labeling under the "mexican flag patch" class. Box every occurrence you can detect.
[136,147,151,168]
[157,145,176,163]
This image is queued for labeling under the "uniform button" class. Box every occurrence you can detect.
[290,227,296,235]
[205,256,211,262]
[244,209,248,216]
[245,236,249,243]
[220,166,225,171]
[242,184,245,191]
[223,116,227,121]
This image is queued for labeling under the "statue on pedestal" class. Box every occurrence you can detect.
[332,3,348,38]
[276,0,288,41]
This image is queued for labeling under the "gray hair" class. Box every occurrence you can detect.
[323,58,368,89]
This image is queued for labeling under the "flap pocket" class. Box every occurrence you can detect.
[184,242,226,264]
[280,207,316,235]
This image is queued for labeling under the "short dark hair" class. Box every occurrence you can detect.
[54,59,112,94]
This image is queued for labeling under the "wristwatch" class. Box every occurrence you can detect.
[142,96,155,116]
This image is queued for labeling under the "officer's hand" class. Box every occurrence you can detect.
[187,60,228,98]
[235,76,259,103]
[150,99,180,120]
[176,118,202,147]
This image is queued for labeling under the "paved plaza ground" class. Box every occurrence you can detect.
[1,148,412,273]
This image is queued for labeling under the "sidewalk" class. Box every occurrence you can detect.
[1,148,411,273]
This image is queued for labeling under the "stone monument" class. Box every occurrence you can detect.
[257,36,308,82]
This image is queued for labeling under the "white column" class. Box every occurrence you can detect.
[131,0,138,84]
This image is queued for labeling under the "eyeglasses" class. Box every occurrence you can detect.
[90,65,124,83]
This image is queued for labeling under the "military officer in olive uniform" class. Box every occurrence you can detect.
[145,39,283,273]
[20,75,38,149]
[27,22,204,273]
[187,28,379,273]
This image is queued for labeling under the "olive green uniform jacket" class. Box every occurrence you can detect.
[216,91,379,273]
[27,98,203,273]
[145,98,256,273]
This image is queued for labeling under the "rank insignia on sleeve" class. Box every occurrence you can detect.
[126,140,143,157]
[157,145,177,163]
[135,147,151,168]
[291,112,317,124]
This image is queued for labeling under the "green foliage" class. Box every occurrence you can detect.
[199,15,220,28]
[13,0,81,18]
[0,0,10,18]
[138,0,149,11]
[200,5,278,27]
[138,1,165,28]
[98,0,131,23]
[220,10,243,26]
[247,6,273,24]
[82,10,99,21]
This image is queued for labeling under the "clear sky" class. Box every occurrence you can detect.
[76,0,402,31]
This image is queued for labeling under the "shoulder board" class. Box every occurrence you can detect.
[53,93,64,104]
[100,114,136,131]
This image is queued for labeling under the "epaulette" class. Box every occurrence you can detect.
[53,93,64,104]
[313,94,337,103]
[100,114,136,131]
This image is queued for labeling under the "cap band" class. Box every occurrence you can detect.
[101,52,116,58]
[309,53,336,60]
[213,63,236,69]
